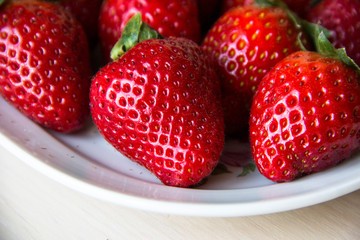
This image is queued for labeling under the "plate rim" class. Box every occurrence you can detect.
[1,130,360,217]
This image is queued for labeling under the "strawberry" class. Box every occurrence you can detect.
[306,0,360,66]
[249,32,360,182]
[90,14,224,187]
[202,1,309,135]
[57,0,103,46]
[98,0,201,62]
[0,0,92,133]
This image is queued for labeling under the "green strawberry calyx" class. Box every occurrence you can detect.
[0,0,7,6]
[314,28,360,73]
[110,13,163,61]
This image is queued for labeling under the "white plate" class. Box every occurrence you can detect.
[1,97,360,217]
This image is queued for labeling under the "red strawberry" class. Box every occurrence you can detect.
[249,34,360,182]
[57,0,103,46]
[90,14,224,187]
[98,0,201,62]
[307,0,360,65]
[0,0,92,133]
[202,3,309,135]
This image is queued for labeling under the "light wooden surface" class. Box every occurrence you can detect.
[0,144,360,240]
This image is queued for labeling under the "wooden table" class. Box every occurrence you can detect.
[1,144,359,240]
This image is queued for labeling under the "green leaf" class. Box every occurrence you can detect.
[110,13,163,61]
[297,20,331,51]
[336,48,360,72]
[110,13,142,61]
[296,32,308,51]
[315,30,336,55]
[314,29,360,72]
[211,163,232,175]
[0,0,7,6]
[138,23,161,43]
[238,163,256,177]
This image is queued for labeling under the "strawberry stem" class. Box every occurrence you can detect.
[298,20,331,49]
[110,13,163,61]
[314,29,360,72]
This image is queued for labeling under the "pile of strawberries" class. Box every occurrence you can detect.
[0,0,360,187]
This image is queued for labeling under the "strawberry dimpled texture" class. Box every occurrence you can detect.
[90,38,224,187]
[250,51,360,182]
[0,0,91,133]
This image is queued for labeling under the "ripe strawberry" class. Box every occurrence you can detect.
[249,35,360,182]
[307,0,360,65]
[0,0,92,133]
[98,0,201,62]
[90,15,224,187]
[202,3,308,135]
[57,0,103,46]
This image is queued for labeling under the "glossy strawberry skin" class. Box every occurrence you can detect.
[90,37,224,187]
[98,0,201,62]
[250,51,360,182]
[202,6,308,135]
[307,0,360,66]
[0,0,92,133]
